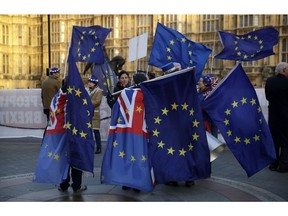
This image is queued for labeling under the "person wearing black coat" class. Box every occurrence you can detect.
[107,70,131,109]
[265,62,288,173]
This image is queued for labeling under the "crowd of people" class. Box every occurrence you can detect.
[40,60,288,193]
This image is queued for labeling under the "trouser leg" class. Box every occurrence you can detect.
[71,167,83,191]
[279,148,288,170]
[60,167,71,190]
[94,129,102,150]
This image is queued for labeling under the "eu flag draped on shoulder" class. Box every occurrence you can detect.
[101,88,154,192]
[148,22,212,82]
[92,59,117,96]
[69,25,112,64]
[202,63,276,177]
[214,27,279,61]
[33,89,69,184]
[65,59,95,173]
[140,68,211,184]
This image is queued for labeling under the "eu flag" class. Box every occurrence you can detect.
[148,22,212,81]
[101,88,154,192]
[33,90,69,184]
[214,27,279,61]
[202,63,276,177]
[140,68,211,184]
[69,25,112,64]
[92,59,118,96]
[66,60,95,173]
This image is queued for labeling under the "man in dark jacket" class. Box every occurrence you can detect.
[41,67,61,121]
[265,62,288,172]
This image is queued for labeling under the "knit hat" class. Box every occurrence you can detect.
[201,74,218,88]
[88,75,98,84]
[49,67,60,74]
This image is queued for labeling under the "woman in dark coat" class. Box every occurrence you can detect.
[107,70,131,108]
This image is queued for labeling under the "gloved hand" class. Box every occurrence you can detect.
[106,92,115,109]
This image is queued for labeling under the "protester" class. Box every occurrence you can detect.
[86,75,103,154]
[41,67,61,122]
[121,72,148,192]
[113,70,131,93]
[265,62,288,173]
[58,78,87,193]
[197,74,219,138]
[107,70,131,109]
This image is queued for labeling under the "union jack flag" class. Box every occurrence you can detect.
[33,89,69,184]
[46,91,67,134]
[101,88,154,192]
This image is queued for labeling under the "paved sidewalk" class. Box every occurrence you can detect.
[0,135,287,202]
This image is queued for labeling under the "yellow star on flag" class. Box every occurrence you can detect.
[54,154,60,160]
[167,147,175,155]
[171,102,178,110]
[161,107,169,115]
[119,151,125,158]
[179,148,187,156]
[154,116,162,124]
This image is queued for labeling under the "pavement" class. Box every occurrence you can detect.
[0,126,288,207]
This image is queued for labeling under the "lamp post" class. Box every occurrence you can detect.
[46,14,51,76]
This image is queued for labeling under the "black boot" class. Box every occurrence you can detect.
[95,148,101,154]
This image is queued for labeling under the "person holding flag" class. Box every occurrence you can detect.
[86,75,103,154]
[197,74,219,138]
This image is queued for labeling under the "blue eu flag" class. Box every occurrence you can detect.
[69,25,112,64]
[202,63,276,177]
[148,22,212,82]
[214,27,279,61]
[33,90,69,184]
[92,59,118,96]
[140,68,211,184]
[101,88,154,192]
[66,60,95,173]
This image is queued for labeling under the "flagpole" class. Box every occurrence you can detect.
[63,26,73,79]
[135,36,139,72]
[210,31,217,74]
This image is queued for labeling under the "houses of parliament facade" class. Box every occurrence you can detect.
[0,14,287,89]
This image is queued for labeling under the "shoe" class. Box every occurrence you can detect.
[278,168,288,173]
[95,148,101,154]
[132,188,140,192]
[165,181,178,186]
[73,185,87,193]
[58,186,68,192]
[278,165,288,173]
[122,186,131,190]
[269,164,278,171]
[185,180,195,187]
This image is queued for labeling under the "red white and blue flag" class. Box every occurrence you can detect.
[33,89,69,184]
[101,88,154,192]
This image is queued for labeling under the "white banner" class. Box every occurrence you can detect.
[0,89,46,129]
[0,89,111,140]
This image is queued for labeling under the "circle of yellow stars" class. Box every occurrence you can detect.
[151,101,202,157]
[223,96,262,145]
